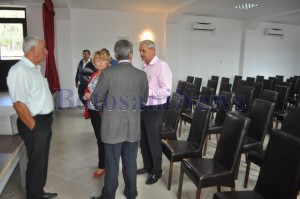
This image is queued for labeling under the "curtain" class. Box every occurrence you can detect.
[43,0,60,93]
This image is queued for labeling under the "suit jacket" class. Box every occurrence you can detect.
[91,62,149,144]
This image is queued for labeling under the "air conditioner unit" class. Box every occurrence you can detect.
[192,22,216,34]
[264,28,284,39]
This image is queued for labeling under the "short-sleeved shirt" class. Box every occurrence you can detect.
[7,57,54,116]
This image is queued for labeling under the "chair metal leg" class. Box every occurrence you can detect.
[195,188,201,199]
[177,169,184,199]
[231,186,235,191]
[217,186,221,192]
[168,162,173,190]
[235,155,241,180]
[244,160,251,188]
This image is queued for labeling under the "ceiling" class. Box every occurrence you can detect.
[1,0,300,26]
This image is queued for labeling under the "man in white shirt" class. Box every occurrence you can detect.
[7,35,57,199]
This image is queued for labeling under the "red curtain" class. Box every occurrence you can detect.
[43,0,60,93]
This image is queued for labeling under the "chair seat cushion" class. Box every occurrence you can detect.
[181,112,193,123]
[247,150,265,166]
[213,191,264,199]
[242,137,262,153]
[162,140,200,162]
[181,158,234,188]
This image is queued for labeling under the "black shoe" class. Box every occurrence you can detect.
[146,174,161,185]
[137,168,148,174]
[39,192,58,199]
[123,190,138,199]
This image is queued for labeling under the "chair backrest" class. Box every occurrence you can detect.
[268,77,276,90]
[262,79,273,91]
[256,75,264,83]
[232,75,242,92]
[254,130,300,199]
[182,82,194,112]
[211,75,219,83]
[274,85,290,112]
[234,85,254,114]
[247,99,274,142]
[193,77,202,99]
[281,108,300,138]
[176,80,186,95]
[287,78,298,99]
[186,76,194,83]
[207,79,218,95]
[260,89,278,104]
[213,111,250,172]
[235,79,246,94]
[214,91,233,125]
[276,75,284,82]
[251,82,263,99]
[218,82,232,95]
[245,77,255,86]
[199,86,214,106]
[165,93,184,130]
[187,102,211,150]
[221,77,230,83]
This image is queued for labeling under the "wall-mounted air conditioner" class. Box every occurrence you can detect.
[264,28,284,39]
[191,22,216,35]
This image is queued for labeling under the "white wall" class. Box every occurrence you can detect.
[244,22,300,80]
[24,6,300,107]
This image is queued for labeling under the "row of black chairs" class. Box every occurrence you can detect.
[161,90,300,199]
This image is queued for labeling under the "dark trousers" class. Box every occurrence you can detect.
[101,142,138,199]
[140,104,166,175]
[88,109,105,169]
[78,84,87,105]
[17,113,53,199]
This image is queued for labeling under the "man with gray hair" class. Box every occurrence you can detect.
[90,39,148,199]
[7,36,57,199]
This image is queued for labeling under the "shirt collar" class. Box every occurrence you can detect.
[21,56,41,69]
[143,56,158,68]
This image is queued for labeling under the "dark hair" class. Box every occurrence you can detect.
[114,40,133,60]
[83,49,90,55]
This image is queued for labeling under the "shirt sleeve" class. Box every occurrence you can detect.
[7,67,30,104]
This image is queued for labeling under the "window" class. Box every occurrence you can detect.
[0,8,27,60]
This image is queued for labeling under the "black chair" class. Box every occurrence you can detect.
[176,80,186,95]
[232,75,242,93]
[245,77,255,86]
[276,75,284,82]
[186,76,194,83]
[203,91,232,156]
[177,111,250,199]
[233,85,254,115]
[260,89,278,104]
[221,77,230,83]
[235,79,246,94]
[262,79,273,91]
[193,77,202,100]
[207,79,218,95]
[244,107,300,188]
[256,75,264,83]
[218,82,232,95]
[162,103,211,190]
[161,93,184,140]
[268,76,276,90]
[211,75,219,85]
[273,85,290,129]
[179,86,214,137]
[251,82,263,99]
[214,130,300,199]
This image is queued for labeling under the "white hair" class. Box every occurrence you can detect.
[22,35,42,54]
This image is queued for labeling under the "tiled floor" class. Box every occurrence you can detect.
[0,93,278,199]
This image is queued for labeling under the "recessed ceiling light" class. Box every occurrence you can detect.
[234,3,259,10]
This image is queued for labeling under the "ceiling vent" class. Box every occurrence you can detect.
[191,22,216,35]
[264,28,284,40]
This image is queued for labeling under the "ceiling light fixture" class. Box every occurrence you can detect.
[234,3,259,10]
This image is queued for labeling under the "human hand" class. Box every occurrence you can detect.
[83,93,91,100]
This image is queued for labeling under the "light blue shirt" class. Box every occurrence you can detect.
[7,57,54,116]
